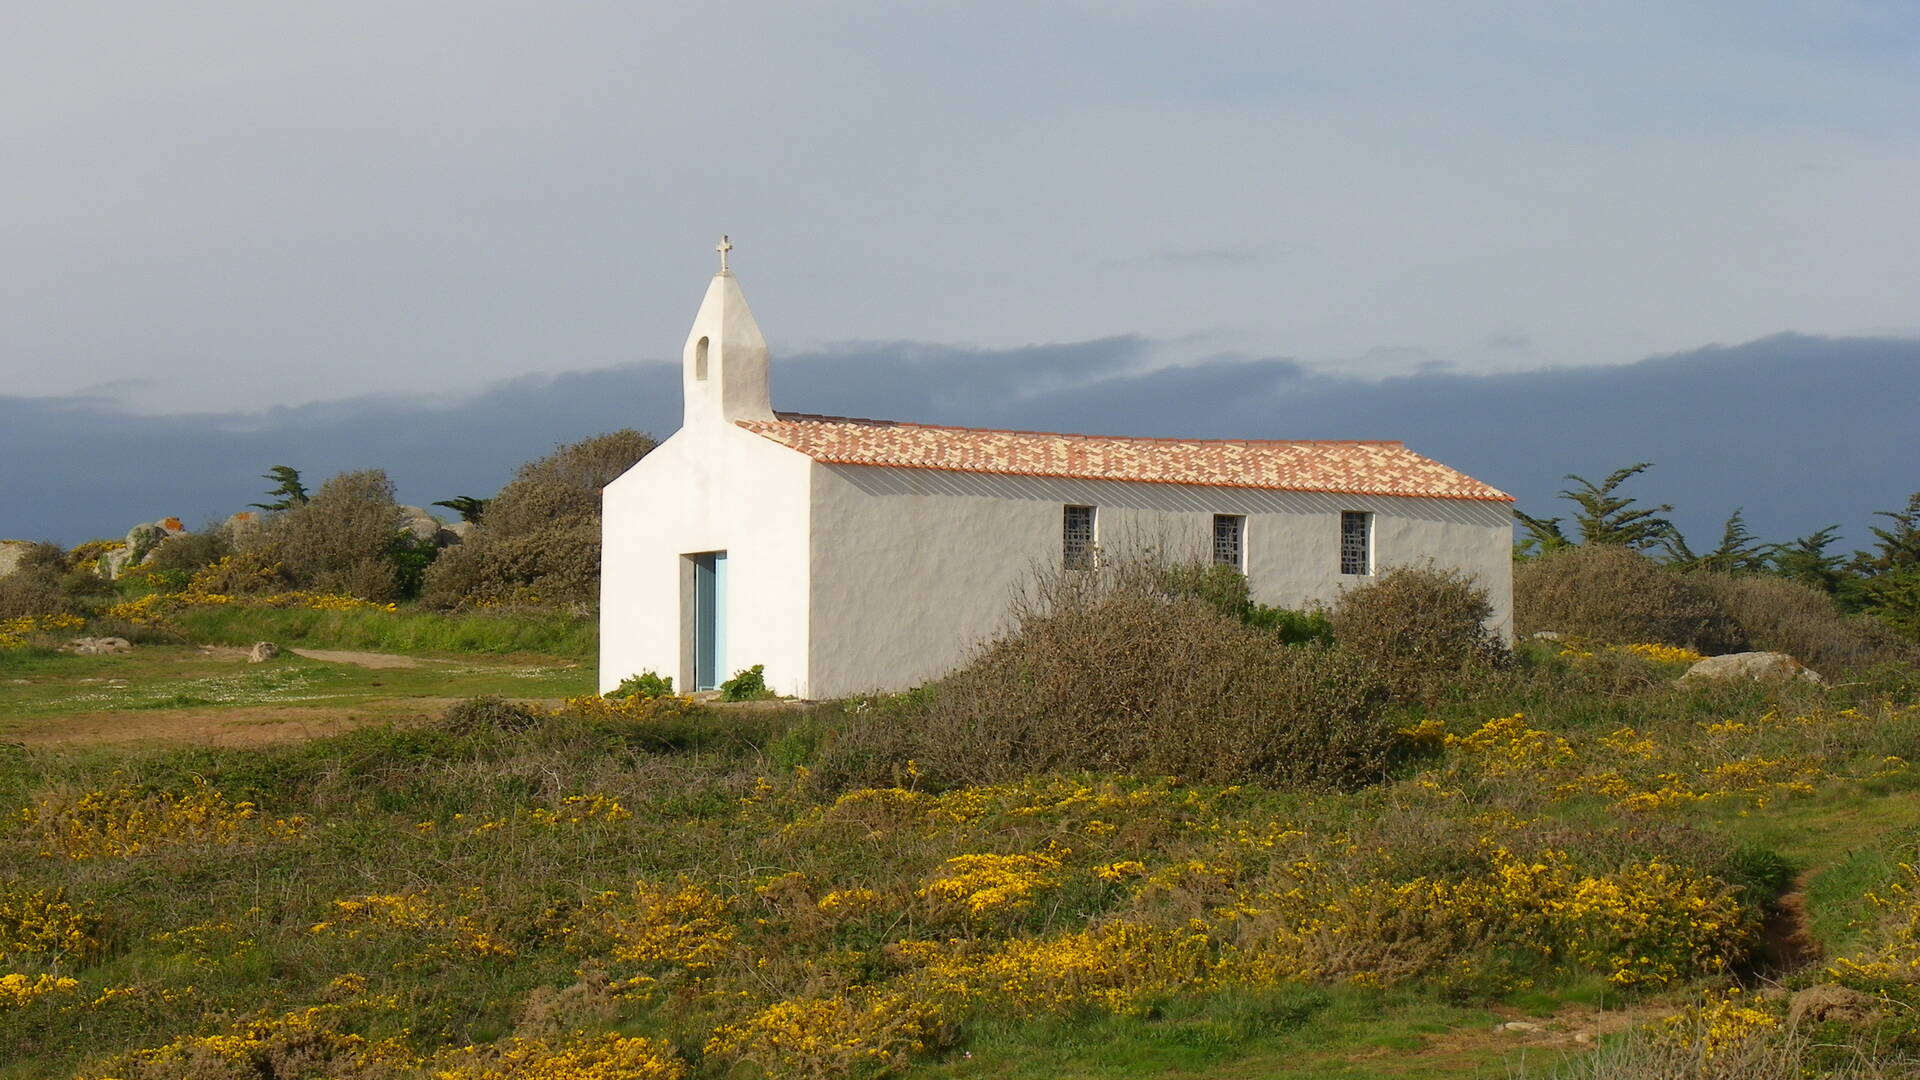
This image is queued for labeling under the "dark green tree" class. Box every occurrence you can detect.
[1853,491,1920,639]
[251,466,310,511]
[1665,508,1776,573]
[1512,463,1677,554]
[1512,510,1572,558]
[1770,526,1849,597]
[1562,464,1678,550]
[432,496,490,524]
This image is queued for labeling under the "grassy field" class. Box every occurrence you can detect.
[1,599,1918,1079]
[0,644,591,744]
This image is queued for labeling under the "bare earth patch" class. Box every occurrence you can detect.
[288,648,426,669]
[9,700,446,747]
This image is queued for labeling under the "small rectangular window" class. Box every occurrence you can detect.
[1063,505,1095,569]
[1340,511,1372,575]
[1212,514,1244,571]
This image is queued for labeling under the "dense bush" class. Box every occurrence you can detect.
[421,430,654,610]
[0,554,69,618]
[1160,562,1333,644]
[608,670,675,700]
[421,522,601,609]
[720,664,770,701]
[1515,544,1745,653]
[245,470,413,603]
[146,529,233,575]
[1690,572,1918,674]
[481,429,656,540]
[828,560,1395,790]
[1329,564,1508,706]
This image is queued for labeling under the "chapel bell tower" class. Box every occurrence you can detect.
[682,236,775,427]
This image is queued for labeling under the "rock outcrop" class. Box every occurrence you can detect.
[398,506,442,544]
[1679,651,1827,687]
[100,518,189,578]
[0,540,35,579]
[67,636,133,656]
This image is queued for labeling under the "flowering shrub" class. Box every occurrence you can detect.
[0,971,79,1008]
[75,1001,416,1080]
[1445,714,1574,776]
[309,891,516,962]
[560,692,705,724]
[0,884,101,963]
[917,921,1216,1015]
[430,1033,686,1080]
[104,584,396,626]
[559,880,736,998]
[16,780,306,860]
[0,613,86,649]
[705,990,941,1079]
[1621,641,1706,665]
[918,850,1064,917]
[1661,988,1779,1058]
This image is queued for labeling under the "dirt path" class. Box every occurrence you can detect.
[288,648,426,669]
[1755,873,1822,976]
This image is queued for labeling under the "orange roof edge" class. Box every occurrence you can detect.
[738,413,1513,503]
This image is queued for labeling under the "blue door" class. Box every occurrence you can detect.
[694,552,728,690]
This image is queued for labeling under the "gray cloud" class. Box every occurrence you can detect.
[4,333,1916,557]
[2,5,1916,414]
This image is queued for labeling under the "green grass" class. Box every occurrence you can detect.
[0,646,591,736]
[921,989,1553,1079]
[171,604,597,660]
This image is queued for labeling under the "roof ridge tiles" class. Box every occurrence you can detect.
[767,411,1403,448]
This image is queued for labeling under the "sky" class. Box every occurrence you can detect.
[3,2,1917,415]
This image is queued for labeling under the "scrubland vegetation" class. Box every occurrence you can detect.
[3,549,1920,1078]
[3,449,1920,1077]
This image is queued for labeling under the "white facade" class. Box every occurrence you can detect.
[601,261,1514,700]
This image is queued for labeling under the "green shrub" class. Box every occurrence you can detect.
[421,521,601,610]
[720,664,770,701]
[828,558,1394,790]
[146,529,233,575]
[483,429,656,540]
[1515,544,1744,653]
[0,544,70,617]
[1329,564,1508,706]
[1158,562,1254,621]
[420,431,655,611]
[1246,604,1334,645]
[243,469,419,602]
[1160,562,1334,644]
[1690,572,1918,674]
[608,670,675,700]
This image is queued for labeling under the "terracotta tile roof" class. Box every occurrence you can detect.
[738,412,1512,502]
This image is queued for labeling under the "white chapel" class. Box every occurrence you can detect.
[600,242,1515,700]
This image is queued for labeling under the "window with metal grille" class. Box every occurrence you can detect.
[1340,511,1372,575]
[1063,505,1095,569]
[1213,514,1244,570]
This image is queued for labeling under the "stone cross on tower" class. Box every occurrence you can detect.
[715,235,732,274]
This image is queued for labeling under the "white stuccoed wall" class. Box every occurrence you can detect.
[598,423,813,697]
[803,464,1513,699]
